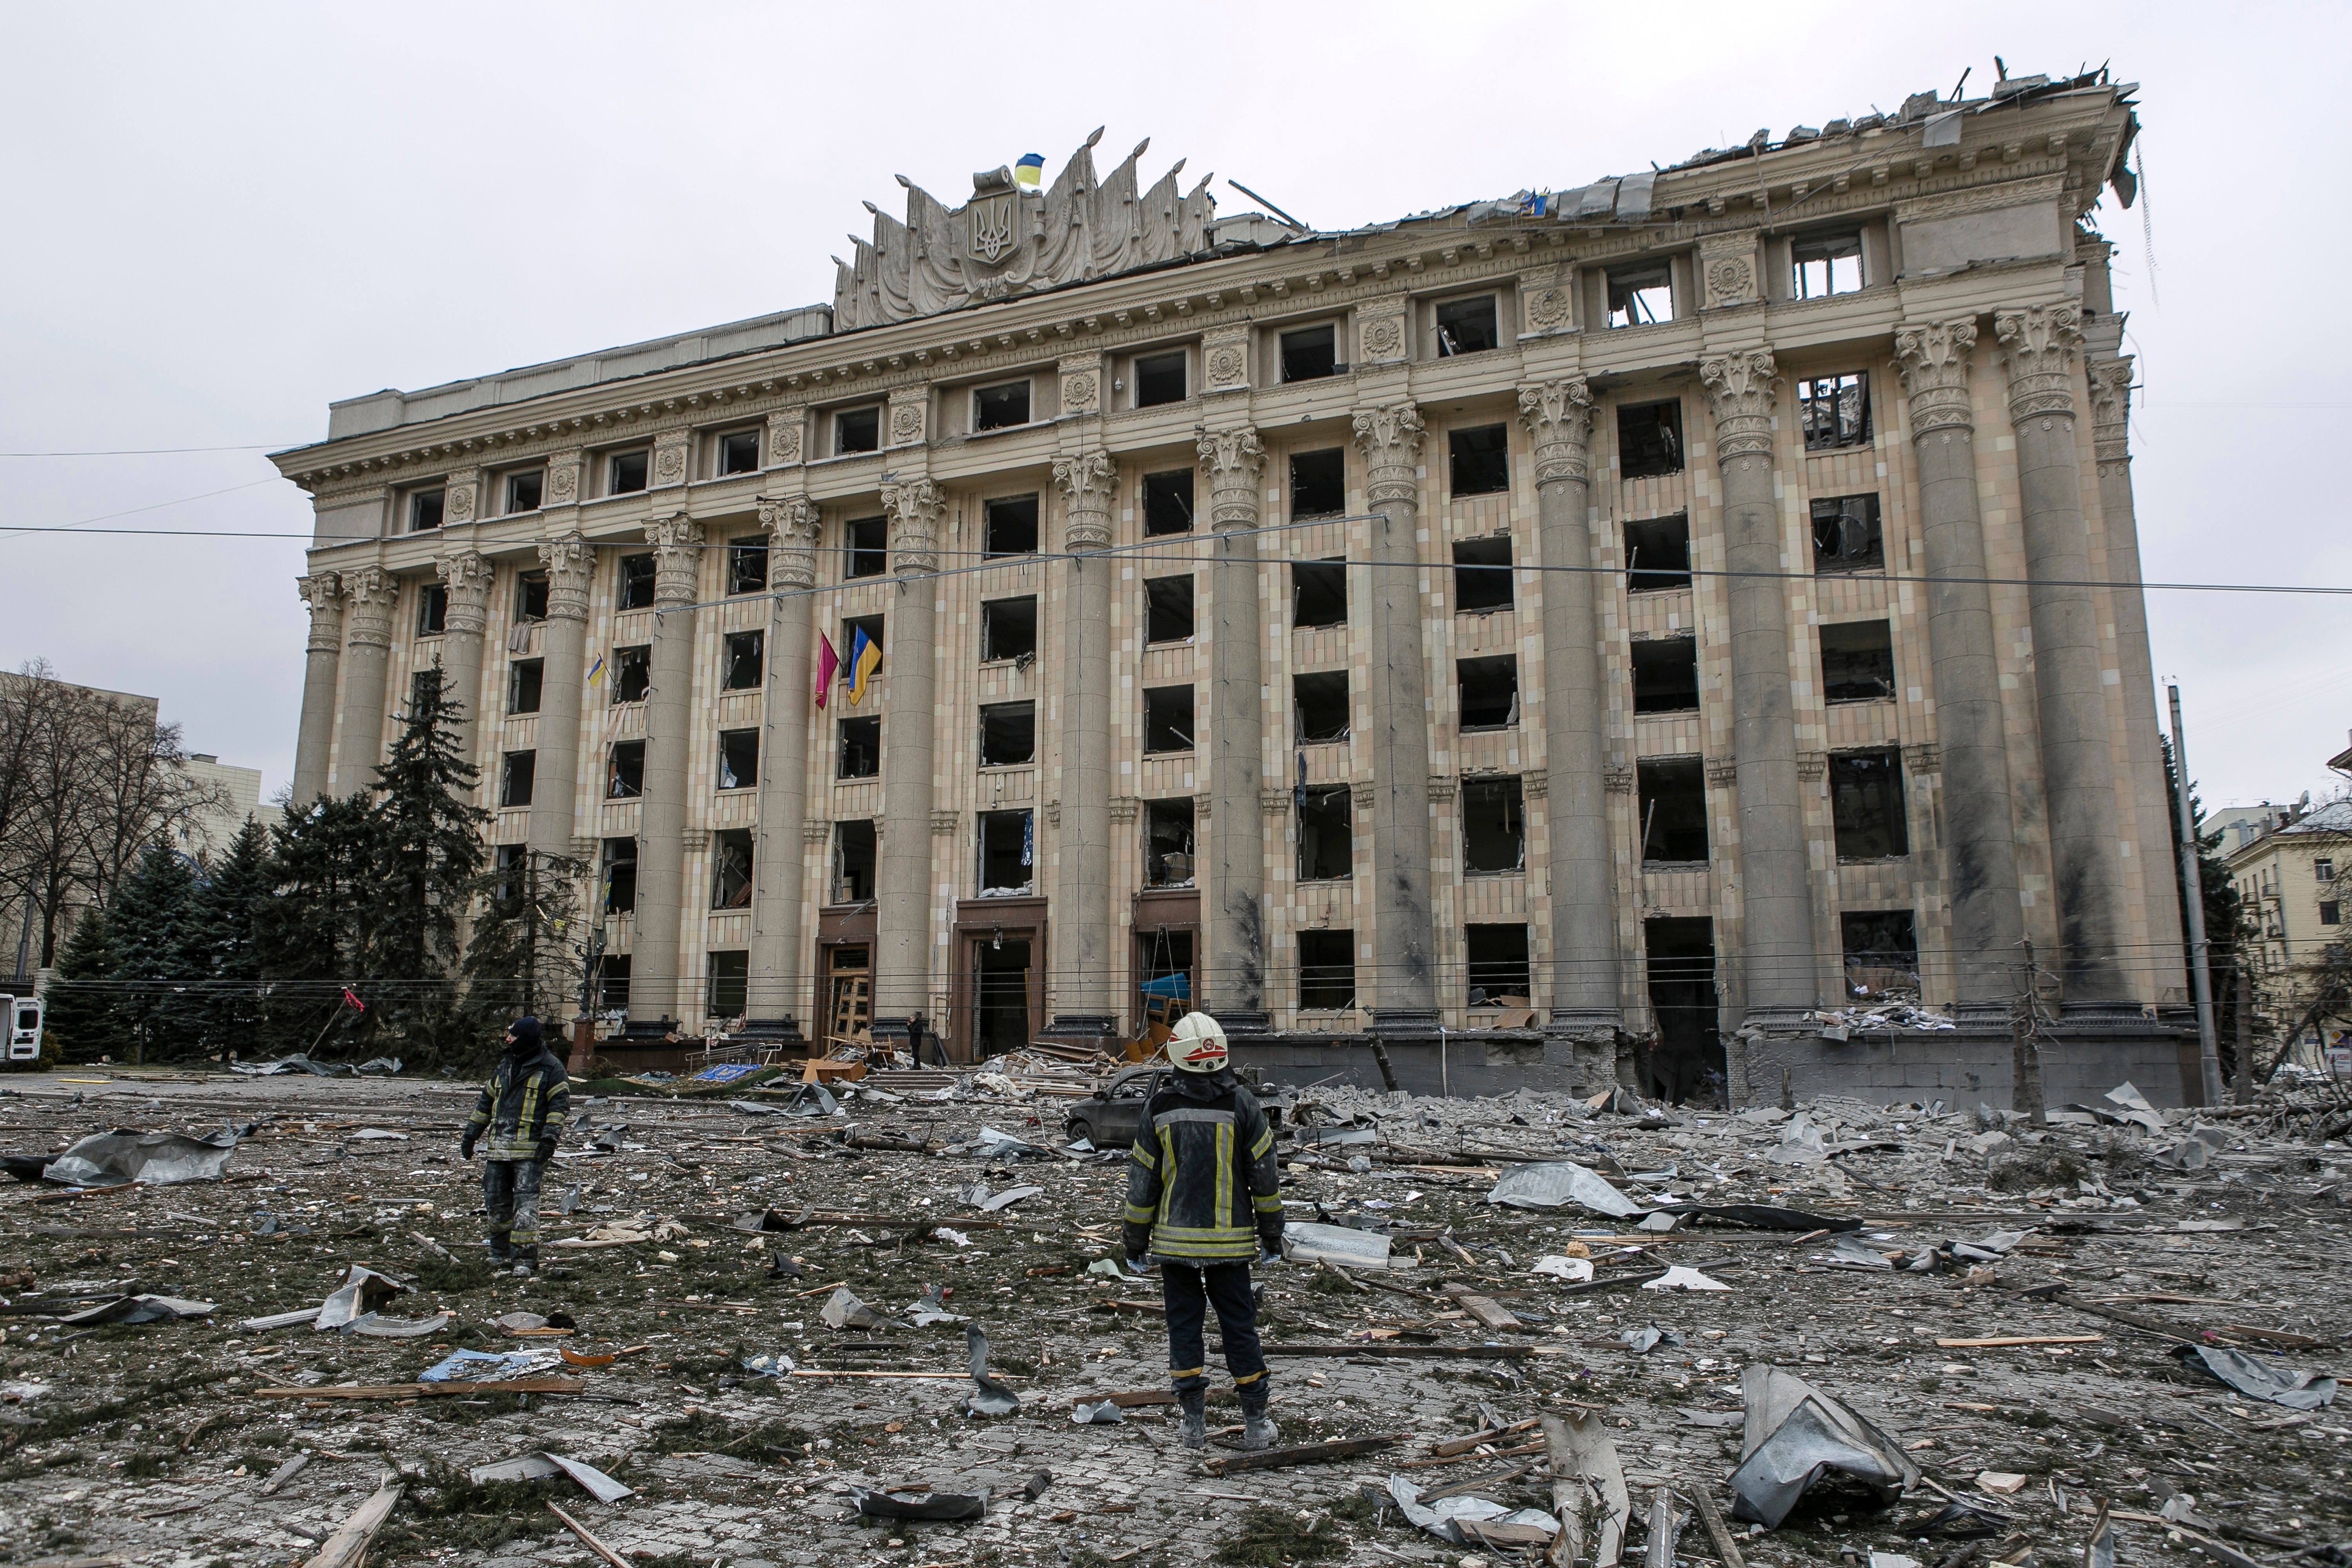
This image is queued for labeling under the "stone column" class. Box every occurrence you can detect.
[873,479,944,1036]
[1200,426,1269,1028]
[1700,350,1817,1023]
[1046,451,1118,1038]
[332,566,400,795]
[1350,403,1439,1031]
[1517,379,1620,1033]
[292,572,342,804]
[748,495,819,1034]
[434,550,494,800]
[2089,355,2189,1001]
[1998,305,2132,1011]
[626,514,706,1028]
[1893,319,2027,1014]
[527,533,595,861]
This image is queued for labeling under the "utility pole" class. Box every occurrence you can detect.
[2168,684,2225,1106]
[2010,939,2051,1126]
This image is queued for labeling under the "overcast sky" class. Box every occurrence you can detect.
[4,1,2345,815]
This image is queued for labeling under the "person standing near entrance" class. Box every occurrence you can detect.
[1120,1013,1283,1450]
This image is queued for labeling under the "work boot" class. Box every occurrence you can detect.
[511,1245,537,1279]
[1177,1389,1207,1450]
[1238,1388,1276,1452]
[487,1237,511,1265]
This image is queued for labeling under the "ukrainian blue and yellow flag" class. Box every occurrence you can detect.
[847,625,882,706]
[586,654,606,688]
[1014,154,1044,192]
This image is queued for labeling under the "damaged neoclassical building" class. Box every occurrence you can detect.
[274,69,2200,1103]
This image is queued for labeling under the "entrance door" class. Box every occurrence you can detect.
[1642,917,1721,1104]
[827,945,871,1053]
[972,937,1032,1058]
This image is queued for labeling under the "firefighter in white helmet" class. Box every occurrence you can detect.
[1120,1011,1283,1450]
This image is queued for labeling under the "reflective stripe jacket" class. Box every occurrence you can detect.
[466,1047,570,1161]
[1122,1070,1283,1264]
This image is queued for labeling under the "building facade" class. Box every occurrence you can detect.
[2226,792,2351,1074]
[274,71,2198,1102]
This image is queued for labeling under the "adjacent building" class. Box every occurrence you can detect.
[2226,783,2351,1076]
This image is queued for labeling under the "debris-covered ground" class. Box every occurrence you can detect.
[3,1062,2349,1568]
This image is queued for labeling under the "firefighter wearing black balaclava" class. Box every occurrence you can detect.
[1121,1013,1283,1450]
[461,1016,569,1277]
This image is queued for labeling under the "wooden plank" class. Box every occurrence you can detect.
[548,1501,633,1568]
[1430,1415,1544,1457]
[1202,1434,1396,1475]
[1397,1440,1548,1468]
[302,1479,404,1568]
[1256,1343,1534,1360]
[1933,1335,2102,1349]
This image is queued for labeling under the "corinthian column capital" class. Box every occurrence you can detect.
[1892,318,1979,436]
[1516,378,1594,483]
[1350,403,1425,505]
[759,494,822,589]
[1196,426,1264,531]
[645,514,706,605]
[539,531,594,622]
[298,573,344,652]
[1699,349,1781,459]
[880,477,944,573]
[1994,303,2084,423]
[1051,450,1117,550]
[341,566,399,649]
[436,550,494,638]
[2087,356,2134,468]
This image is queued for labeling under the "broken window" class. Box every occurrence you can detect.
[610,644,651,704]
[728,536,768,595]
[1294,671,1350,744]
[1143,469,1194,535]
[985,495,1039,557]
[1793,232,1864,299]
[618,554,656,610]
[505,470,544,514]
[711,828,755,909]
[608,450,650,495]
[598,954,632,1011]
[838,716,880,779]
[1799,373,1871,451]
[707,950,749,1016]
[718,728,760,790]
[1820,621,1895,703]
[846,517,887,578]
[722,630,765,691]
[1145,575,1195,643]
[1457,655,1519,731]
[1297,786,1353,882]
[1296,929,1356,1008]
[1462,777,1526,874]
[974,380,1031,431]
[1449,423,1510,497]
[1291,449,1345,518]
[490,842,528,902]
[981,597,1037,662]
[1145,797,1196,887]
[516,571,548,622]
[717,429,761,475]
[1631,636,1700,714]
[507,659,543,715]
[1134,351,1187,408]
[601,837,637,915]
[1839,909,1919,998]
[1637,758,1708,864]
[417,584,448,636]
[1280,324,1338,383]
[1143,686,1195,754]
[1811,494,1884,571]
[835,407,881,454]
[608,740,645,799]
[1607,262,1673,328]
[1465,923,1532,1005]
[833,819,877,903]
[1452,535,1513,612]
[499,750,535,809]
[1618,400,1684,478]
[1624,514,1692,591]
[408,488,445,532]
[840,614,884,679]
[1293,557,1347,628]
[978,809,1034,892]
[1830,750,1908,858]
[978,701,1036,767]
[1437,294,1500,356]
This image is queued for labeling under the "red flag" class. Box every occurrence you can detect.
[341,987,366,1013]
[814,631,838,710]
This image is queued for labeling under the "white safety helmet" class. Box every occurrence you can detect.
[1167,1012,1230,1074]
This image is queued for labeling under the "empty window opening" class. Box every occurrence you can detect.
[1294,671,1350,744]
[979,701,1036,767]
[975,380,1031,431]
[835,407,881,454]
[489,842,528,902]
[618,554,656,610]
[722,630,765,691]
[515,571,548,622]
[978,808,1034,892]
[1840,909,1919,999]
[1631,636,1700,715]
[608,450,649,495]
[608,740,645,799]
[707,949,749,1016]
[1642,916,1721,1105]
[1624,514,1692,592]
[1297,786,1353,882]
[408,488,446,532]
[1618,400,1684,478]
[1811,494,1884,571]
[1145,575,1196,643]
[1134,351,1187,407]
[1290,448,1346,518]
[729,536,768,595]
[1453,535,1513,612]
[1820,621,1895,704]
[1145,797,1196,887]
[1457,655,1519,731]
[1830,750,1908,859]
[505,470,544,514]
[833,819,877,903]
[610,644,651,704]
[597,954,632,1012]
[846,516,887,578]
[840,614,885,682]
[507,659,544,715]
[601,838,637,916]
[408,669,441,711]
[718,728,760,790]
[1465,923,1532,1005]
[417,584,448,636]
[717,429,761,475]
[1449,423,1510,497]
[1296,928,1356,1009]
[1607,263,1673,328]
[1793,232,1864,300]
[1799,372,1871,450]
[1462,777,1526,875]
[1143,686,1196,754]
[985,495,1040,557]
[1437,295,1501,356]
[711,829,755,910]
[1293,557,1347,628]
[1638,758,1708,864]
[1143,469,1194,535]
[1280,324,1338,383]
[838,716,880,779]
[981,597,1037,662]
[499,750,535,809]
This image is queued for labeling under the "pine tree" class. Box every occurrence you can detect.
[194,819,271,1057]
[107,841,205,1062]
[368,668,488,1065]
[254,795,383,1057]
[42,906,119,1064]
[463,847,587,1038]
